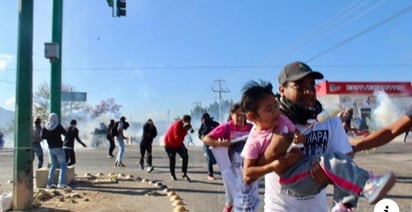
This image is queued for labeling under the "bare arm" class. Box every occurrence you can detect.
[258,132,294,165]
[351,115,412,152]
[245,132,303,184]
[245,148,303,184]
[202,134,231,148]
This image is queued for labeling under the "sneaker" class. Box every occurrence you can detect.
[207,175,215,180]
[171,175,177,181]
[223,203,232,212]
[117,162,126,167]
[139,160,144,170]
[107,155,113,158]
[147,166,154,173]
[182,174,191,182]
[363,172,396,204]
[331,202,353,212]
[46,184,57,189]
[57,184,71,189]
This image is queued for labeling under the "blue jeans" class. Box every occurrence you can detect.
[32,143,44,169]
[116,136,125,163]
[48,148,67,186]
[203,144,216,176]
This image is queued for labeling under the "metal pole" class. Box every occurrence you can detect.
[50,0,63,120]
[13,0,34,210]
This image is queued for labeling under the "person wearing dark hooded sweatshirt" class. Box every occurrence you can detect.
[139,119,158,172]
[198,113,219,180]
[32,117,44,169]
[41,113,69,189]
[63,119,87,166]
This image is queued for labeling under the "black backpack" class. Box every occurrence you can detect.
[111,122,119,137]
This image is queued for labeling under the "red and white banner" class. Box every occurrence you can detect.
[317,81,412,96]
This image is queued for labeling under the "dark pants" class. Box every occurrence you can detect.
[203,144,216,176]
[140,141,153,166]
[164,145,189,177]
[64,148,76,166]
[32,142,44,169]
[107,135,115,156]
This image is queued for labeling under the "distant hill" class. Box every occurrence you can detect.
[0,107,14,129]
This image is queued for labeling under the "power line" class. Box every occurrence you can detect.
[291,0,387,57]
[3,62,412,73]
[286,0,375,56]
[307,4,412,62]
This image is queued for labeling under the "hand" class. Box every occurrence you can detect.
[311,161,332,185]
[183,123,192,130]
[286,147,303,164]
[293,131,306,144]
[219,139,231,147]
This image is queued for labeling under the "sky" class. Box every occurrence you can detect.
[1,0,412,123]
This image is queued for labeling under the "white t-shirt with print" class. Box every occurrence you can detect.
[263,116,352,212]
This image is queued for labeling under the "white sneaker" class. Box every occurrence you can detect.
[46,184,57,189]
[57,184,71,189]
[147,166,154,173]
[331,202,352,212]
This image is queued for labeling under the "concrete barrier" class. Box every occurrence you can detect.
[35,166,75,188]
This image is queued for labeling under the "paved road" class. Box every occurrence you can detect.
[1,137,412,211]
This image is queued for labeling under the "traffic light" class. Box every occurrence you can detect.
[116,0,126,17]
[106,0,113,7]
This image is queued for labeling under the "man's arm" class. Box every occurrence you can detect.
[351,115,412,152]
[258,132,293,165]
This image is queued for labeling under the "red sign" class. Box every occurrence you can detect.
[316,81,412,96]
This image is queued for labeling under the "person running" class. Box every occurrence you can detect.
[203,103,257,212]
[114,116,129,167]
[198,112,219,180]
[106,119,116,158]
[41,113,70,189]
[240,80,396,211]
[164,115,193,181]
[32,117,44,169]
[254,61,358,211]
[63,119,87,166]
[139,118,158,173]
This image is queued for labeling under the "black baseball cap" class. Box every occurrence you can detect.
[278,61,323,85]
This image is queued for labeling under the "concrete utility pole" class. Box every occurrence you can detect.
[13,0,34,210]
[212,80,230,123]
[50,0,63,121]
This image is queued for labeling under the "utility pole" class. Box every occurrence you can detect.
[14,0,34,210]
[50,0,63,121]
[212,80,230,123]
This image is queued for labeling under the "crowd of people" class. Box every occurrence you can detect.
[25,60,412,211]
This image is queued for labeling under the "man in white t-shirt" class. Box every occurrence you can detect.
[261,61,352,212]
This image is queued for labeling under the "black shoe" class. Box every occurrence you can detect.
[182,174,191,182]
[171,175,177,181]
[139,160,144,170]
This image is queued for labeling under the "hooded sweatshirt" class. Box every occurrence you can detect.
[41,113,67,148]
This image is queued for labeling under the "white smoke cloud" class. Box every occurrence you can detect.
[0,54,13,71]
[4,97,15,110]
[370,91,403,130]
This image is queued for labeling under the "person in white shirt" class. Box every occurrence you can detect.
[259,61,353,212]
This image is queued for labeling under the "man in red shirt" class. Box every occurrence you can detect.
[164,115,193,181]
